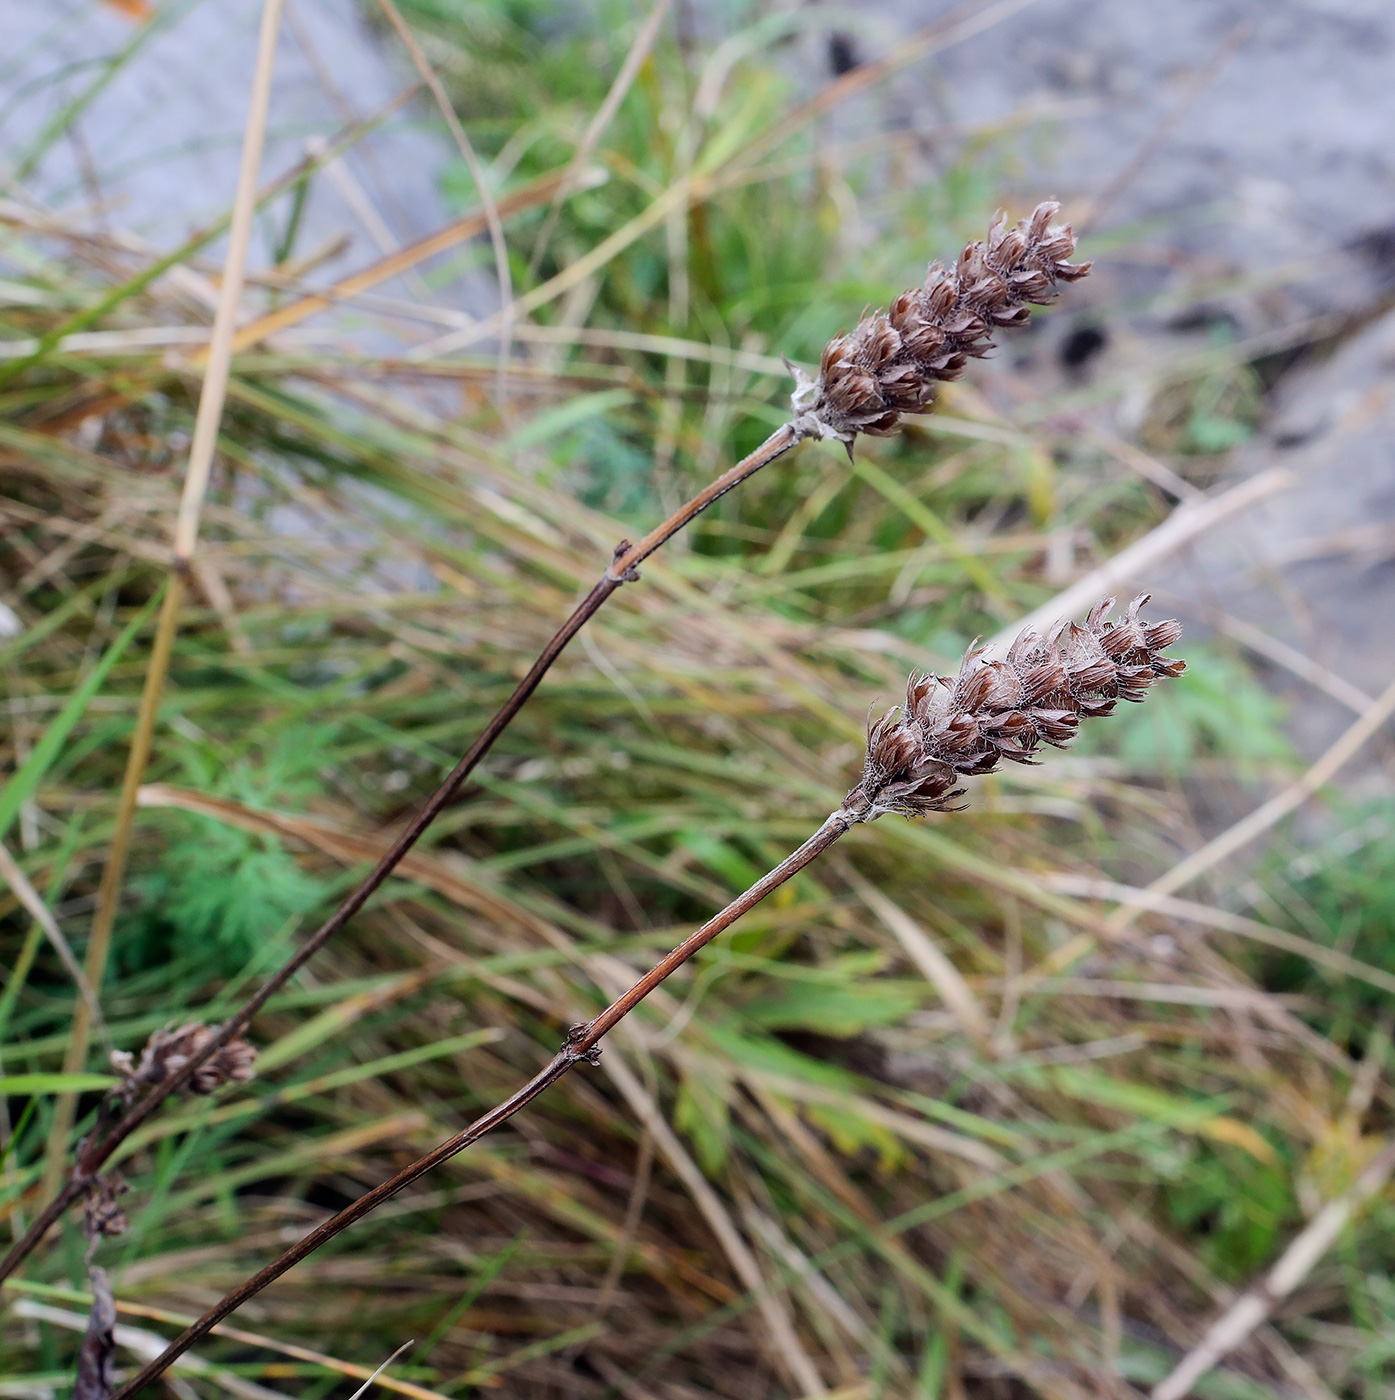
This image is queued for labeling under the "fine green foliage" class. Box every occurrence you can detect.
[2,3,1393,1398]
[124,731,337,974]
[1079,641,1294,779]
[1255,797,1395,1035]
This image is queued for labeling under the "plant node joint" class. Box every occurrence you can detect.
[562,1022,602,1065]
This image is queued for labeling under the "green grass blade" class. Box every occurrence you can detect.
[0,586,163,842]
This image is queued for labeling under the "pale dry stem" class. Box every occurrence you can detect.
[40,0,285,1208]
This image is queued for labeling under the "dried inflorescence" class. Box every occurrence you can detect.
[844,594,1184,820]
[76,1178,128,1399]
[791,201,1090,449]
[71,1262,117,1400]
[82,1174,130,1241]
[110,1022,257,1100]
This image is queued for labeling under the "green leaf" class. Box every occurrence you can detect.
[1036,1066,1277,1164]
[705,1024,863,1091]
[673,1066,732,1174]
[0,587,163,842]
[677,830,763,892]
[741,979,923,1036]
[0,1073,116,1095]
[803,1102,906,1172]
[506,387,633,448]
[1187,412,1252,454]
[1078,642,1293,779]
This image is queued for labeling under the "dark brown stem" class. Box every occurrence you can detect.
[0,422,802,1289]
[111,806,853,1398]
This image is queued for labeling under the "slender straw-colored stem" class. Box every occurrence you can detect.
[370,0,514,397]
[39,571,183,1202]
[0,421,803,1285]
[0,841,106,1047]
[527,0,670,277]
[111,807,852,1399]
[37,0,284,1207]
[172,1,285,564]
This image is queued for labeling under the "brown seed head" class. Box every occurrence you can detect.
[82,1174,130,1241]
[111,1022,257,1099]
[791,202,1090,449]
[844,594,1183,821]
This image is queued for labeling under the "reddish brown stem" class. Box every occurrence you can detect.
[111,807,852,1398]
[0,423,802,1288]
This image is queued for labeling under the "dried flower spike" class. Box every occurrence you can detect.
[845,594,1184,820]
[111,1022,257,1100]
[98,585,1182,1399]
[791,201,1090,450]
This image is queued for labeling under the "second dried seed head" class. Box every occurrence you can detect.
[845,594,1185,821]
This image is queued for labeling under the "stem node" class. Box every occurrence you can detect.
[607,538,643,583]
[563,1022,603,1065]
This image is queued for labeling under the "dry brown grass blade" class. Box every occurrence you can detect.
[1152,592,1376,716]
[1153,1138,1395,1400]
[133,783,583,940]
[408,2,1053,361]
[108,595,1183,1398]
[0,420,806,1288]
[1043,874,1395,997]
[748,1089,1083,1399]
[408,174,701,358]
[3,1286,451,1400]
[990,467,1293,650]
[1083,426,1202,503]
[725,1061,1004,1171]
[602,1046,829,1396]
[527,0,671,277]
[842,865,991,1049]
[348,1342,416,1400]
[109,812,853,1398]
[219,165,574,359]
[11,1298,278,1400]
[132,782,1003,1175]
[40,571,181,1206]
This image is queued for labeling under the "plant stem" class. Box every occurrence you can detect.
[111,806,853,1399]
[371,0,515,399]
[0,420,803,1286]
[38,574,184,1205]
[38,0,286,1207]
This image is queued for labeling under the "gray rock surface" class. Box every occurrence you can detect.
[812,0,1395,332]
[1166,307,1395,759]
[0,0,490,329]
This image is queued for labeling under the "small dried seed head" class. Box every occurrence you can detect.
[110,1022,257,1099]
[791,202,1090,449]
[844,594,1183,821]
[82,1174,129,1241]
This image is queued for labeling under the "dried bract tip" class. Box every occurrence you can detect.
[111,1022,257,1100]
[71,1263,117,1400]
[792,202,1090,446]
[844,593,1183,821]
